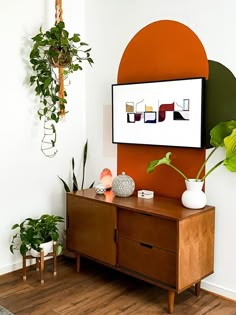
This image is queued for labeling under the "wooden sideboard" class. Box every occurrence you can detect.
[66,189,215,314]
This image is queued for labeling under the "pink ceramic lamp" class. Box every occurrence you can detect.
[100,168,113,190]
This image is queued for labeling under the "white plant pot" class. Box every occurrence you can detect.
[181,179,207,209]
[29,240,53,257]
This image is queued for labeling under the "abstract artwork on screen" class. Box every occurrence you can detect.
[112,77,204,148]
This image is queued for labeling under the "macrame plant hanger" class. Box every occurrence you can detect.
[41,0,65,158]
[55,0,65,116]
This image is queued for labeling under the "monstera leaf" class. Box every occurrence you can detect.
[147,152,172,172]
[224,128,236,172]
[147,152,188,180]
[210,120,236,147]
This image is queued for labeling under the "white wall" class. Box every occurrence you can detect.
[1,0,235,301]
[84,0,236,300]
[0,0,89,273]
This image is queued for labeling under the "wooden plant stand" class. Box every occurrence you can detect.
[22,242,57,284]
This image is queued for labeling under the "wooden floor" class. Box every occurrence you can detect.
[0,256,235,315]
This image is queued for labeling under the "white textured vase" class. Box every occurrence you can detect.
[181,179,207,209]
[112,172,135,197]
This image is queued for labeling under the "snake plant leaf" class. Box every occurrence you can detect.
[147,152,172,173]
[81,141,88,189]
[72,157,78,191]
[89,181,95,188]
[210,120,236,147]
[57,176,70,192]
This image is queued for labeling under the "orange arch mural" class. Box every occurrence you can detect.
[117,20,208,198]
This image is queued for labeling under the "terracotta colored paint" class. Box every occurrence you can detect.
[117,20,208,198]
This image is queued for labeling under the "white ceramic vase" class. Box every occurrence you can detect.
[29,240,53,257]
[181,179,207,209]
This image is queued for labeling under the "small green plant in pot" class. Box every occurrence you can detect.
[29,21,93,157]
[147,120,236,181]
[10,214,64,257]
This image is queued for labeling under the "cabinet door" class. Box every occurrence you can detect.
[67,194,117,265]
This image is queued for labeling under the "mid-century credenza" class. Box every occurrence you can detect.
[66,189,215,313]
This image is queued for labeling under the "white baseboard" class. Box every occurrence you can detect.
[0,256,53,276]
[202,280,236,301]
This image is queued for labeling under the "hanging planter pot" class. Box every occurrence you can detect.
[48,46,73,68]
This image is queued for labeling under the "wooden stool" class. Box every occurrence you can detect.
[22,241,57,284]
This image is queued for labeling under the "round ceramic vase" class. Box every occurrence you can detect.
[95,183,106,194]
[112,172,135,197]
[181,179,207,209]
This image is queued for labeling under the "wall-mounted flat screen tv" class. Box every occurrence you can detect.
[112,77,205,148]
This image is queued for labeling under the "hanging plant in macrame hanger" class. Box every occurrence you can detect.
[29,0,93,157]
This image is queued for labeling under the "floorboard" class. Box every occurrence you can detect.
[0,256,235,314]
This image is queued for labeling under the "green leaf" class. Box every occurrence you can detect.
[30,48,40,59]
[72,157,78,191]
[89,181,95,188]
[31,33,43,42]
[81,140,88,189]
[147,152,188,180]
[12,224,19,230]
[71,34,80,42]
[224,154,236,172]
[44,77,52,89]
[30,76,36,84]
[210,120,236,147]
[223,128,236,172]
[147,152,172,173]
[57,176,70,192]
[10,245,14,254]
[30,59,38,65]
[56,21,65,29]
[56,244,63,256]
[73,64,81,71]
[224,128,236,157]
[51,113,57,121]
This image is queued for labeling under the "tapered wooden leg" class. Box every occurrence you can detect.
[40,250,44,284]
[195,281,201,296]
[76,253,80,272]
[53,242,57,276]
[36,258,39,271]
[168,290,175,314]
[22,256,27,280]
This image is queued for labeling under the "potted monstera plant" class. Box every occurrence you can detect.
[147,120,236,208]
[147,120,236,180]
[29,21,93,156]
[10,214,64,257]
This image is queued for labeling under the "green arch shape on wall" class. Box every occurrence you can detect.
[205,60,236,147]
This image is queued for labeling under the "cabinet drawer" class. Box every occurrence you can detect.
[118,237,176,287]
[118,209,177,252]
